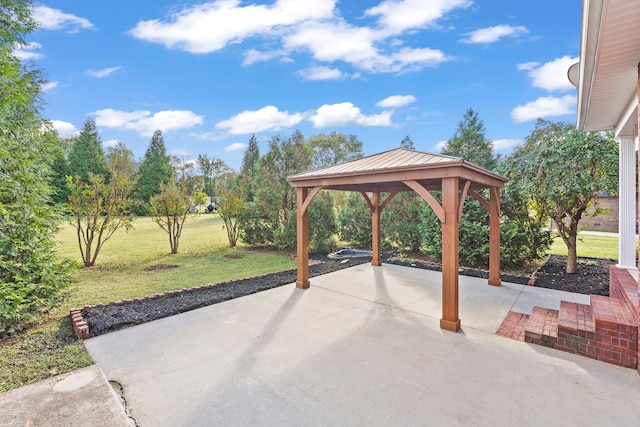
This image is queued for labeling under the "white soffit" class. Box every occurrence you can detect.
[578,0,640,134]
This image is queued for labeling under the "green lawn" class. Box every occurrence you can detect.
[549,233,620,260]
[1,214,296,393]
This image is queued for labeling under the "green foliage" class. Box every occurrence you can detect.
[338,192,372,248]
[135,130,174,215]
[307,132,363,169]
[0,128,75,335]
[442,108,497,170]
[381,193,422,253]
[66,145,137,266]
[217,177,249,247]
[150,181,193,254]
[506,119,618,272]
[400,135,414,149]
[239,131,313,249]
[196,154,228,197]
[239,135,260,202]
[308,191,338,252]
[66,118,107,184]
[0,4,75,335]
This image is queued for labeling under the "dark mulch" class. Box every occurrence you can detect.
[81,253,614,338]
[531,254,615,296]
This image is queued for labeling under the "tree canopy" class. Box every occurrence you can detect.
[505,119,618,273]
[67,118,107,184]
[135,130,174,214]
[442,108,496,170]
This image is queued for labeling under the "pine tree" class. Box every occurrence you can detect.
[67,118,107,183]
[442,108,496,171]
[400,135,414,149]
[135,130,174,215]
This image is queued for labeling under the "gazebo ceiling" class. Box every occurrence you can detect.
[287,148,507,192]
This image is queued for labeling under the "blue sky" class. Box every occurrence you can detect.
[18,1,580,171]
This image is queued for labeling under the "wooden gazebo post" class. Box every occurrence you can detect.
[372,191,382,266]
[296,187,310,289]
[488,187,501,286]
[440,177,461,332]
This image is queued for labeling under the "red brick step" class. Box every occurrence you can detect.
[496,311,529,341]
[524,307,558,347]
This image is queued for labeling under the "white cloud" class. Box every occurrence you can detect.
[435,140,447,151]
[365,0,472,33]
[102,139,120,149]
[511,95,577,123]
[170,149,192,157]
[40,81,58,92]
[50,120,79,138]
[309,102,392,128]
[518,56,578,92]
[492,138,521,150]
[129,0,335,54]
[297,65,344,80]
[216,106,303,134]
[460,24,529,44]
[13,42,42,60]
[225,142,248,152]
[129,0,457,74]
[87,66,122,78]
[92,109,204,136]
[33,5,94,32]
[376,94,416,108]
[285,21,450,73]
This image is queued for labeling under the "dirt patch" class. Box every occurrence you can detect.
[143,264,180,272]
[224,254,245,259]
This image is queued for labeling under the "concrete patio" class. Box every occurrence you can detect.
[77,263,640,426]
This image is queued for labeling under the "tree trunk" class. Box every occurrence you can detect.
[566,231,577,274]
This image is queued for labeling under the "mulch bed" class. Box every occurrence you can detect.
[80,253,614,338]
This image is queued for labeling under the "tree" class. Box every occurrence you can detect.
[135,130,174,215]
[0,0,74,334]
[67,143,137,267]
[239,131,313,249]
[217,177,249,247]
[239,135,260,202]
[442,108,496,170]
[307,132,363,169]
[506,119,618,273]
[150,181,193,254]
[66,118,107,184]
[400,135,414,149]
[196,154,228,196]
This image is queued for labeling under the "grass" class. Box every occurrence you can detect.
[549,233,619,260]
[0,214,296,393]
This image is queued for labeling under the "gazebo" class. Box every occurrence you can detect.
[287,148,508,332]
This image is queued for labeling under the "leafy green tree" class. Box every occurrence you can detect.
[442,108,497,170]
[135,130,174,215]
[0,0,74,334]
[239,135,260,202]
[400,135,414,149]
[506,119,618,273]
[382,192,422,253]
[308,191,338,252]
[307,132,363,169]
[67,118,107,184]
[217,177,250,247]
[150,181,193,254]
[67,143,137,267]
[240,131,313,249]
[196,154,228,196]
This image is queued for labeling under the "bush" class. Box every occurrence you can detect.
[338,192,372,248]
